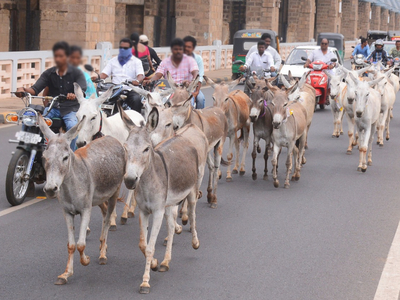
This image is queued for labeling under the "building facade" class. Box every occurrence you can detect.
[1,0,400,52]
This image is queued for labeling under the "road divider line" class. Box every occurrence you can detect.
[0,197,47,217]
[374,219,400,300]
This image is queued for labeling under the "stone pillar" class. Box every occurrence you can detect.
[115,3,127,47]
[0,3,10,51]
[341,0,358,41]
[143,0,158,47]
[222,0,233,44]
[315,0,341,36]
[286,0,315,42]
[357,1,370,38]
[246,0,279,32]
[370,5,381,30]
[380,8,388,32]
[389,11,395,31]
[396,13,400,31]
[40,0,115,50]
[175,0,223,45]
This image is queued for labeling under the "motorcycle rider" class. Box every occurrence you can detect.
[366,39,388,64]
[183,35,206,109]
[240,41,275,74]
[389,40,400,59]
[139,34,162,72]
[17,41,87,150]
[97,38,144,113]
[350,38,370,59]
[246,33,281,76]
[304,38,337,70]
[146,38,199,87]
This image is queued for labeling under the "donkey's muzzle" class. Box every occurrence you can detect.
[44,185,58,198]
[250,115,257,122]
[124,176,138,190]
[348,98,354,104]
[356,111,363,118]
[272,122,281,129]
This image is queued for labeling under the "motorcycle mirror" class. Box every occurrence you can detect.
[301,57,307,61]
[233,60,244,65]
[281,60,285,65]
[331,58,337,63]
[352,46,355,49]
[84,64,94,72]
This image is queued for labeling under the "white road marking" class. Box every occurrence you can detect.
[374,219,400,300]
[0,124,17,130]
[0,197,47,217]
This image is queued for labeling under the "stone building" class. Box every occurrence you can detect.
[1,0,400,52]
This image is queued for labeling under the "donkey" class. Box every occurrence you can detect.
[269,89,308,188]
[204,76,251,181]
[170,96,228,208]
[349,73,384,172]
[74,84,145,228]
[326,70,347,138]
[119,105,208,294]
[246,79,273,181]
[37,116,125,285]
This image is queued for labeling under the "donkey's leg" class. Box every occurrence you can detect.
[291,146,299,181]
[139,209,165,294]
[293,134,306,181]
[129,197,137,218]
[181,199,189,225]
[98,190,118,265]
[239,125,250,175]
[385,108,391,141]
[206,153,214,203]
[163,205,182,246]
[109,205,117,231]
[331,109,337,137]
[271,143,280,188]
[76,208,92,267]
[346,113,355,154]
[367,123,377,168]
[226,135,235,181]
[187,189,200,249]
[357,131,365,172]
[378,110,388,147]
[55,212,75,285]
[360,127,370,172]
[121,189,134,224]
[263,139,269,180]
[210,141,222,208]
[252,135,259,181]
[339,110,344,135]
[233,133,240,174]
[284,144,294,189]
[160,206,176,272]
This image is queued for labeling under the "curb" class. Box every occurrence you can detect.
[0,111,16,124]
[207,76,232,84]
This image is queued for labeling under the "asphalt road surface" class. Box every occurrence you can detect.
[1,63,400,300]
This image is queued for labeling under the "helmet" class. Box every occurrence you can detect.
[375,39,384,46]
[139,35,149,43]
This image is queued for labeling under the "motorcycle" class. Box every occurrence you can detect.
[232,60,272,96]
[391,57,400,76]
[302,57,337,110]
[351,54,367,70]
[5,92,65,206]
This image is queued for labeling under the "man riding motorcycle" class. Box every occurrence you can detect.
[350,38,370,59]
[366,39,389,64]
[389,40,400,59]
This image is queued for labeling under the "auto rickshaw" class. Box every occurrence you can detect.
[317,33,345,61]
[388,30,400,41]
[367,30,388,44]
[231,29,279,79]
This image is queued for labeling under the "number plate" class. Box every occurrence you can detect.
[15,131,42,144]
[101,104,115,110]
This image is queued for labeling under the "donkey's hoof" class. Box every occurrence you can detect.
[273,180,279,188]
[192,241,200,250]
[263,175,268,181]
[210,202,217,209]
[376,141,379,145]
[80,256,90,266]
[252,173,257,180]
[257,145,261,153]
[346,150,352,155]
[232,169,238,174]
[163,238,168,246]
[226,177,233,182]
[207,196,212,203]
[151,259,158,271]
[340,131,343,135]
[54,277,67,285]
[86,228,91,237]
[357,167,362,172]
[305,145,308,150]
[139,286,150,294]
[128,212,135,218]
[284,183,290,189]
[198,191,203,199]
[120,217,127,225]
[239,170,245,176]
[159,265,169,272]
[367,161,372,166]
[332,135,336,138]
[379,144,384,148]
[109,225,117,231]
[386,137,390,141]
[302,158,307,165]
[175,225,182,235]
[98,257,107,265]
[361,167,367,173]
[336,135,340,138]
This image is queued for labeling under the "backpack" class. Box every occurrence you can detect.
[140,56,150,75]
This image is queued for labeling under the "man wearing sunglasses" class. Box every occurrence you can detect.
[304,38,337,70]
[97,38,144,113]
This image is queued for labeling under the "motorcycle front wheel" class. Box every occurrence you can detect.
[5,149,33,206]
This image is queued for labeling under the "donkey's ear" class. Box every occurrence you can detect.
[38,115,56,141]
[146,107,159,132]
[64,116,86,142]
[166,71,178,91]
[228,77,241,90]
[204,76,216,88]
[95,86,113,106]
[117,100,136,131]
[74,83,86,104]
[183,96,192,108]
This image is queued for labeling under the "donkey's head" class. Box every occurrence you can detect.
[270,90,292,129]
[326,70,346,100]
[167,72,199,106]
[38,115,85,198]
[204,76,241,109]
[149,106,174,146]
[247,80,269,122]
[74,83,113,148]
[170,97,192,130]
[118,102,157,189]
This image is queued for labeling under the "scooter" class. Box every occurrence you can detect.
[302,57,337,110]
[5,92,65,206]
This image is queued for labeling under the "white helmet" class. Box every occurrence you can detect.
[375,39,384,46]
[139,35,149,43]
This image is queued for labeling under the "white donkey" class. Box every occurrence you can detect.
[326,70,347,138]
[349,73,384,172]
[38,116,126,285]
[74,84,145,229]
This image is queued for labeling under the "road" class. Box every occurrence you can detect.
[1,64,400,300]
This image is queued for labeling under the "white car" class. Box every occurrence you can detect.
[280,46,343,79]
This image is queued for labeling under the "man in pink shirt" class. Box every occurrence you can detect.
[147,38,199,86]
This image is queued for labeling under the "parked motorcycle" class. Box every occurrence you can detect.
[5,92,65,206]
[302,57,337,110]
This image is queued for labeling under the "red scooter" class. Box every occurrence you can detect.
[301,57,337,110]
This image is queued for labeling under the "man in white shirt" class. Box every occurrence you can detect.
[246,33,282,76]
[240,41,275,75]
[304,38,337,70]
[98,38,144,112]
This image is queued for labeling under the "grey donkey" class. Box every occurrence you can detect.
[119,103,208,294]
[37,115,126,285]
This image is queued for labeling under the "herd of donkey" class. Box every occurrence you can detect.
[37,61,399,293]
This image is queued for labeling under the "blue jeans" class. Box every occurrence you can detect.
[43,107,78,150]
[191,90,205,109]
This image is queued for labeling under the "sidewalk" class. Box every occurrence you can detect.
[204,68,232,84]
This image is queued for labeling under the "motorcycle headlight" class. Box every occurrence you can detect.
[313,64,323,71]
[355,59,364,64]
[21,110,37,127]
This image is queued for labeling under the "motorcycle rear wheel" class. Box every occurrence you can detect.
[5,149,33,206]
